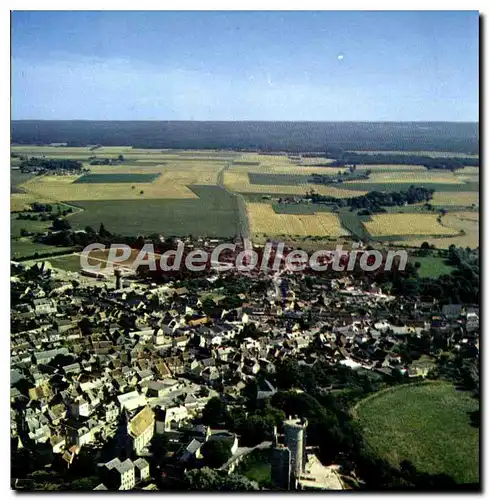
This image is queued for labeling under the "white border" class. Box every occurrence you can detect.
[4,5,485,499]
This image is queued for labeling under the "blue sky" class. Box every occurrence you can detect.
[11,11,479,121]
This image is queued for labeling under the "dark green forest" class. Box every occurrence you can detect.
[11,121,479,154]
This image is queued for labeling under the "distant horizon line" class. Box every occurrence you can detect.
[10,119,479,124]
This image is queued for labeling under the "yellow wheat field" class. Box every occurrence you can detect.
[239,153,336,167]
[19,173,197,201]
[230,161,347,176]
[346,171,465,185]
[462,166,480,174]
[355,164,426,172]
[393,232,479,249]
[246,203,349,237]
[453,173,479,183]
[88,161,223,184]
[364,214,460,237]
[431,192,479,207]
[86,165,166,174]
[11,192,52,211]
[238,153,293,166]
[442,211,479,229]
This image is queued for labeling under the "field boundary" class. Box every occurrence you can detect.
[218,163,250,239]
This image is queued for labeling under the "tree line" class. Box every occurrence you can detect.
[88,154,124,165]
[309,168,369,185]
[304,185,434,212]
[19,157,84,172]
[327,152,478,170]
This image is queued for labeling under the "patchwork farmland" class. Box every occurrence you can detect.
[363,214,460,238]
[224,170,365,197]
[391,211,480,249]
[10,146,480,258]
[345,170,466,185]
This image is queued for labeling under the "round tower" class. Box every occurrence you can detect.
[283,416,308,480]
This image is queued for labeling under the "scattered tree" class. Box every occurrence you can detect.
[201,439,232,468]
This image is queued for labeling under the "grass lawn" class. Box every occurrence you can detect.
[73,173,161,183]
[66,185,240,237]
[413,254,455,278]
[355,381,479,484]
[236,449,272,487]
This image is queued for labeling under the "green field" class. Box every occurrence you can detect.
[67,185,241,237]
[233,161,261,166]
[44,254,84,272]
[236,449,272,487]
[355,382,479,484]
[339,209,372,240]
[11,169,34,193]
[413,254,455,278]
[11,240,75,260]
[11,215,52,237]
[74,173,161,184]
